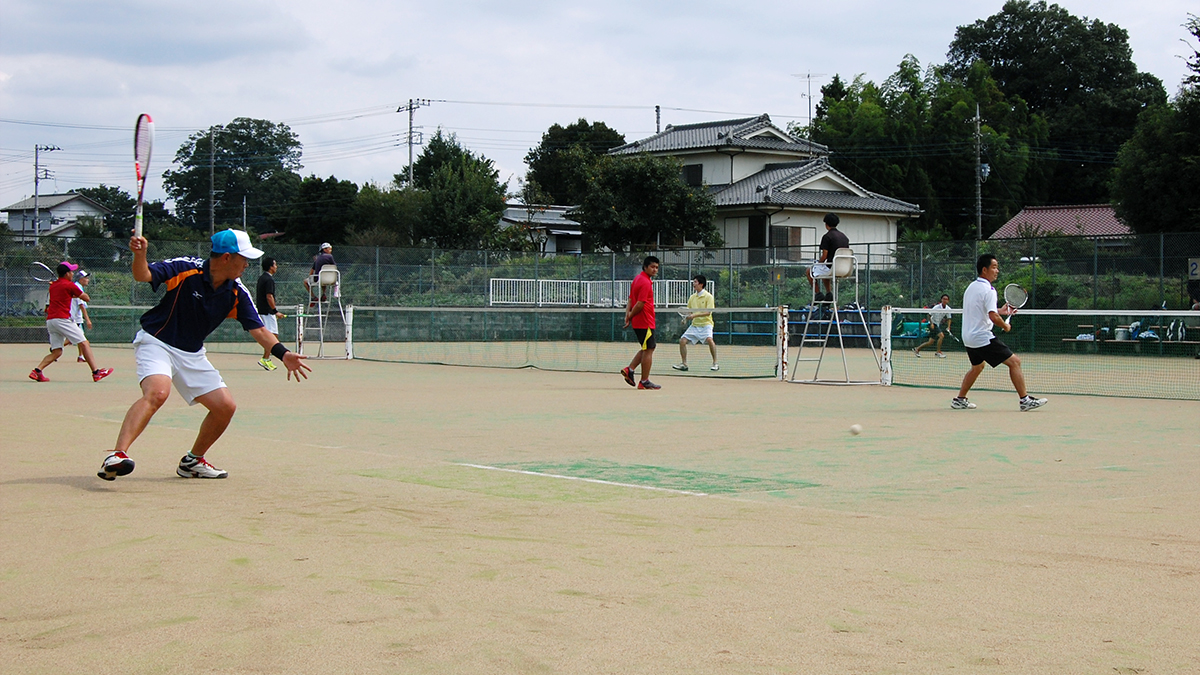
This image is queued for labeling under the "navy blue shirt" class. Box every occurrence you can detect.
[140,257,264,352]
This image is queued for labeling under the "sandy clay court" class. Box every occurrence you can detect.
[2,342,1199,674]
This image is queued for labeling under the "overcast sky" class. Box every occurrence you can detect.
[1,0,1195,218]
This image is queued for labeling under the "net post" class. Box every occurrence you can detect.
[776,305,789,381]
[879,305,893,386]
[295,306,304,355]
[344,305,354,359]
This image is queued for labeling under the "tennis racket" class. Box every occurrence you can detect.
[1003,283,1028,327]
[28,261,56,283]
[133,113,155,238]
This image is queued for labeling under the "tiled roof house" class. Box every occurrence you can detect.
[990,204,1131,239]
[609,114,920,262]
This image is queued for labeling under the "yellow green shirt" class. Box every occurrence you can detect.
[687,290,715,327]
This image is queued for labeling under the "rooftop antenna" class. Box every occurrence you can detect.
[790,73,828,137]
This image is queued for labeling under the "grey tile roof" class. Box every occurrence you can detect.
[609,114,828,157]
[1,192,112,213]
[711,159,921,216]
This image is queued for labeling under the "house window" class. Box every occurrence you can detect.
[681,164,703,187]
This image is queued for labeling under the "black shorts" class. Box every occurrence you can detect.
[927,323,943,337]
[633,328,656,351]
[965,338,1013,367]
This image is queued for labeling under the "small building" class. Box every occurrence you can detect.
[990,204,1131,241]
[609,114,921,263]
[499,203,582,254]
[1,193,112,241]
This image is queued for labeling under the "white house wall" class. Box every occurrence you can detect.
[692,210,895,262]
[672,150,822,186]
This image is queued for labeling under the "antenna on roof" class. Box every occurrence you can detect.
[790,73,828,137]
[655,105,661,133]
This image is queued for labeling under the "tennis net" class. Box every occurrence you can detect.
[882,307,1200,400]
[79,305,298,356]
[348,305,785,378]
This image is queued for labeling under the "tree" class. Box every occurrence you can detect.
[947,1,1166,204]
[573,154,720,252]
[1112,18,1200,234]
[402,131,508,249]
[524,119,626,205]
[806,56,1049,239]
[1186,14,1200,86]
[162,117,303,232]
[347,182,428,247]
[268,174,358,245]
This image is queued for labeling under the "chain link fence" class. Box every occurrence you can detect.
[3,232,1199,325]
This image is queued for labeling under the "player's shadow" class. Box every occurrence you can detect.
[2,475,178,492]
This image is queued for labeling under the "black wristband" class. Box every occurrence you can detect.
[271,342,289,360]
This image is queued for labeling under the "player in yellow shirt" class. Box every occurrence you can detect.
[672,275,719,372]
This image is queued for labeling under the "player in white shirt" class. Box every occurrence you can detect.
[952,254,1047,412]
[70,270,93,363]
[913,294,952,358]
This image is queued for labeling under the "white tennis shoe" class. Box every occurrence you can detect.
[1019,396,1048,412]
[710,364,720,371]
[97,451,135,481]
[177,455,228,479]
[950,397,976,410]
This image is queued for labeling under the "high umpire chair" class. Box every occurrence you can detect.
[789,247,881,384]
[299,264,347,358]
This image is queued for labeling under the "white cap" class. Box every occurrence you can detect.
[211,229,264,260]
[320,242,332,251]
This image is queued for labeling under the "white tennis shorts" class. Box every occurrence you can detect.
[133,330,225,406]
[46,318,86,350]
[681,324,714,344]
[259,313,279,334]
[810,262,832,278]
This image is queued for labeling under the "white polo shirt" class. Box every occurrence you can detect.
[961,277,998,348]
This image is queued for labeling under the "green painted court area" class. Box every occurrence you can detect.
[2,342,1199,674]
[485,459,821,494]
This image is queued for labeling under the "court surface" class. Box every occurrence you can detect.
[2,343,1198,674]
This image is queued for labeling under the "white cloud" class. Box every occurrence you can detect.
[0,0,310,65]
[0,0,1195,210]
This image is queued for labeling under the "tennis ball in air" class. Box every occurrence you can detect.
[849,424,863,436]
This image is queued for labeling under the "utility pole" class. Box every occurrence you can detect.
[790,73,827,137]
[33,144,60,240]
[973,104,982,240]
[209,128,216,236]
[242,195,247,231]
[397,99,434,187]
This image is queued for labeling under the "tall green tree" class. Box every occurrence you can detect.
[1112,16,1200,234]
[347,182,429,247]
[524,119,626,205]
[267,175,358,245]
[163,117,303,232]
[947,1,1166,204]
[405,131,508,249]
[806,56,1049,239]
[573,154,720,252]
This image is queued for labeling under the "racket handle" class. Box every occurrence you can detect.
[134,204,144,238]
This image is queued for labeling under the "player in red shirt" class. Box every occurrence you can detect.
[621,256,661,390]
[29,261,113,383]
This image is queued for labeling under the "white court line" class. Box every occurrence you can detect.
[455,463,709,496]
